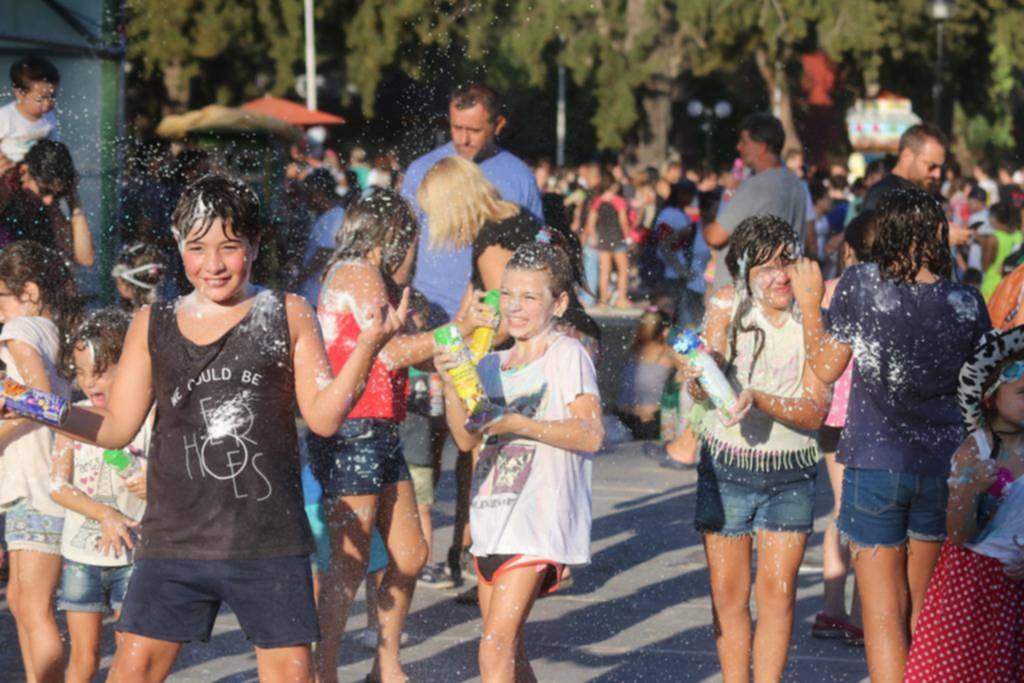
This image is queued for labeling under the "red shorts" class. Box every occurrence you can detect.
[473,554,564,596]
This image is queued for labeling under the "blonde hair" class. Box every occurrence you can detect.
[418,156,520,250]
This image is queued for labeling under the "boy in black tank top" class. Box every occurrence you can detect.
[5,176,409,682]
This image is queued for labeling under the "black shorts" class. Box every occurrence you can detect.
[116,556,320,648]
[474,553,563,596]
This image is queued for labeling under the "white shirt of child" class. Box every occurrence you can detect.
[0,317,70,517]
[60,403,152,566]
[0,102,59,163]
[470,334,600,566]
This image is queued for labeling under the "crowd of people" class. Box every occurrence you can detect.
[0,54,1022,683]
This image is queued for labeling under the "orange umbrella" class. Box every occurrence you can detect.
[242,96,345,126]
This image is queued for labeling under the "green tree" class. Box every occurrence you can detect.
[126,0,304,112]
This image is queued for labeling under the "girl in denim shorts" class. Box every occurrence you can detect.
[50,310,150,683]
[310,190,492,683]
[680,216,830,682]
[791,188,991,681]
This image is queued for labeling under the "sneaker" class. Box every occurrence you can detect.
[417,563,455,589]
[811,612,863,646]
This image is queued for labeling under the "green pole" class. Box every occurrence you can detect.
[98,0,125,304]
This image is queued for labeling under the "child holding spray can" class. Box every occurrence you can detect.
[435,242,603,683]
[49,309,152,683]
[0,241,79,681]
[677,216,830,683]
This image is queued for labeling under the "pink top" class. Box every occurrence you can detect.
[824,360,853,428]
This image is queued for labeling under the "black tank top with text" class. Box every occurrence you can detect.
[139,289,313,560]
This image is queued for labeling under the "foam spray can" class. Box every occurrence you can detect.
[433,324,502,430]
[468,289,502,364]
[2,377,68,426]
[670,328,738,413]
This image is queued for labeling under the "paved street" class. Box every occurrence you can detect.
[0,439,869,682]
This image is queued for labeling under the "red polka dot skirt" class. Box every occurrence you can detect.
[905,541,1024,682]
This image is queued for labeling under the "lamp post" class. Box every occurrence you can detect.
[687,99,733,165]
[927,0,955,130]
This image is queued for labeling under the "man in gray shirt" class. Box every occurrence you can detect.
[705,113,807,292]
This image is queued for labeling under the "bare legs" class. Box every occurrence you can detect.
[820,450,860,626]
[597,250,631,306]
[7,549,63,683]
[852,539,942,683]
[315,483,427,683]
[704,530,808,683]
[477,566,546,683]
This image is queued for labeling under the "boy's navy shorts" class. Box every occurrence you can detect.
[116,555,320,648]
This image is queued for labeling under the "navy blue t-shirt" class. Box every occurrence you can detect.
[828,264,991,476]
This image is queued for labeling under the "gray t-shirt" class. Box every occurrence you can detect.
[712,167,807,291]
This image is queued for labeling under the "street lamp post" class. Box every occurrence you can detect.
[687,100,733,165]
[927,0,955,129]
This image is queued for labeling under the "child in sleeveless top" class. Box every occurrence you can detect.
[311,189,493,683]
[679,215,830,682]
[3,175,408,683]
[904,327,1024,682]
[436,242,603,683]
[812,210,876,644]
[791,188,991,682]
[0,241,78,682]
[616,308,676,440]
[50,309,151,683]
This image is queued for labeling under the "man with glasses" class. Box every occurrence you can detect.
[861,123,946,213]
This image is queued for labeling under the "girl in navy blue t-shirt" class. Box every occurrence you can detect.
[790,187,991,683]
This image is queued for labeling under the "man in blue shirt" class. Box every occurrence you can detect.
[402,83,543,322]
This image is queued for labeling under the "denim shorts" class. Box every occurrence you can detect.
[116,556,319,648]
[58,560,133,613]
[308,418,411,497]
[694,449,817,536]
[837,468,948,547]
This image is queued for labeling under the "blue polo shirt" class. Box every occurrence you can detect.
[403,142,543,320]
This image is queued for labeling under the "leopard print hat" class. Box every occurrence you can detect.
[958,326,1024,431]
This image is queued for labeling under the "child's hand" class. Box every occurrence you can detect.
[719,390,753,427]
[481,412,522,437]
[1004,536,1024,581]
[458,292,500,337]
[125,473,147,501]
[432,344,460,383]
[357,287,410,349]
[98,509,139,558]
[788,258,825,311]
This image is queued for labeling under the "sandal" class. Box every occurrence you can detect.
[811,613,863,645]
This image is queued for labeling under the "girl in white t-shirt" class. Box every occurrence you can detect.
[49,309,152,683]
[436,242,604,683]
[0,241,78,681]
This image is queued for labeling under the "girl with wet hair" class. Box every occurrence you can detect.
[790,186,992,682]
[112,241,164,310]
[0,241,79,681]
[312,188,493,683]
[679,214,830,682]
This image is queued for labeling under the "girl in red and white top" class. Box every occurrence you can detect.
[311,188,492,683]
[582,169,632,308]
[436,242,603,683]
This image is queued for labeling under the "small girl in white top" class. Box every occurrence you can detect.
[0,241,78,682]
[436,242,604,683]
[50,309,152,683]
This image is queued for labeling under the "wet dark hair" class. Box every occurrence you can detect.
[666,181,696,209]
[536,223,592,298]
[327,188,418,278]
[873,188,952,284]
[740,113,786,156]
[171,174,262,245]
[10,56,59,90]
[724,215,798,382]
[0,241,80,376]
[65,308,132,377]
[302,168,338,199]
[23,140,77,198]
[450,83,504,122]
[505,242,575,299]
[844,210,877,264]
[112,241,164,309]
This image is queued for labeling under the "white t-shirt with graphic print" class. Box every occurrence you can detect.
[470,334,600,566]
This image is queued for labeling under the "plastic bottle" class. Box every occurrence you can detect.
[103,449,142,480]
[433,323,501,429]
[670,328,738,412]
[2,377,68,426]
[468,289,502,363]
